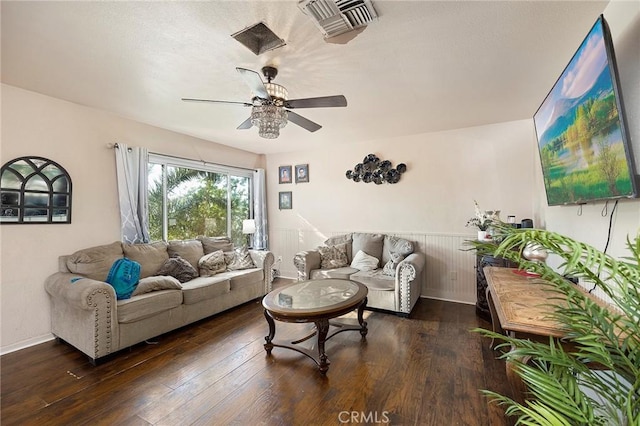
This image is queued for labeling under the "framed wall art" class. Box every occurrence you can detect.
[278,166,292,184]
[295,164,309,183]
[279,191,292,210]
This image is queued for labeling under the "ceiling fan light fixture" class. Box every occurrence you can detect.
[251,105,288,139]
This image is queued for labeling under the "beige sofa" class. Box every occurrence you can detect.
[44,237,274,363]
[293,233,425,316]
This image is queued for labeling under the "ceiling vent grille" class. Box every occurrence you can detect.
[298,0,378,38]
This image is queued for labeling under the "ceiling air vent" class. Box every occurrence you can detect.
[231,22,286,56]
[298,0,378,39]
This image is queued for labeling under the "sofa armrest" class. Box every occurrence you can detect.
[395,252,426,313]
[45,272,116,310]
[44,272,118,361]
[249,250,275,293]
[293,250,321,280]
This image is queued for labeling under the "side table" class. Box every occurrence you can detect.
[475,254,516,321]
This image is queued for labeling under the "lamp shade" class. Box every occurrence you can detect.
[242,219,256,234]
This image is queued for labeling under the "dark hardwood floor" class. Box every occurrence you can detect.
[1,279,515,425]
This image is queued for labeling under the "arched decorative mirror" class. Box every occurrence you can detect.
[1,156,72,224]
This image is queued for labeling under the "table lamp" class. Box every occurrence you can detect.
[242,219,256,248]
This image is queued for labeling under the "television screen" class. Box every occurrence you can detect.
[533,15,637,206]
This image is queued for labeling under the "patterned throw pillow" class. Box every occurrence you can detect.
[198,250,227,276]
[226,246,256,271]
[382,253,406,277]
[156,255,199,283]
[318,243,349,269]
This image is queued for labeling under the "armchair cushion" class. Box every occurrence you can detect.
[318,243,349,269]
[350,250,379,272]
[352,233,384,267]
[310,267,359,280]
[350,269,395,291]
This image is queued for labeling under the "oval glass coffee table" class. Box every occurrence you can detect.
[262,278,368,374]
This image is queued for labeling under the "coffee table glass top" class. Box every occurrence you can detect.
[264,279,367,315]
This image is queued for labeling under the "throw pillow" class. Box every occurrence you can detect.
[382,253,406,277]
[318,243,349,269]
[198,250,226,276]
[226,246,256,271]
[350,250,379,272]
[381,236,414,266]
[105,258,141,300]
[156,255,199,283]
[132,275,182,296]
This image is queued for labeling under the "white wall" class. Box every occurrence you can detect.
[538,1,640,260]
[0,84,264,353]
[266,119,539,287]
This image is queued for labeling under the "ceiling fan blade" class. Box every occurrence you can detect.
[237,117,253,130]
[287,110,322,132]
[236,67,271,100]
[182,98,252,107]
[284,95,347,109]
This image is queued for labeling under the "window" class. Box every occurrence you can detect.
[148,154,252,246]
[0,156,72,224]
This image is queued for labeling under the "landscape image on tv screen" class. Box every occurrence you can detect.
[533,15,637,206]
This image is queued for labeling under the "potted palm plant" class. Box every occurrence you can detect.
[468,223,639,425]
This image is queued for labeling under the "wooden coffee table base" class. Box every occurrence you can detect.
[263,297,368,374]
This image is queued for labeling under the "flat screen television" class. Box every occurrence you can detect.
[533,14,638,206]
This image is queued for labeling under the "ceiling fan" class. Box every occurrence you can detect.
[182,66,347,139]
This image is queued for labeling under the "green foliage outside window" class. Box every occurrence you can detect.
[148,162,250,246]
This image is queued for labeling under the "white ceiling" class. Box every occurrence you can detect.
[1,1,609,154]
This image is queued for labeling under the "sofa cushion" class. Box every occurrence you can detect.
[324,234,353,262]
[381,236,414,265]
[382,253,406,277]
[132,275,182,297]
[167,240,204,271]
[350,250,379,272]
[197,235,234,254]
[350,269,395,291]
[198,250,226,276]
[223,268,264,291]
[181,276,231,305]
[226,246,255,271]
[310,266,359,280]
[123,241,169,278]
[66,241,123,281]
[352,233,384,267]
[156,255,199,283]
[117,289,183,323]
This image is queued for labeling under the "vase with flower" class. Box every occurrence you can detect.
[466,200,500,240]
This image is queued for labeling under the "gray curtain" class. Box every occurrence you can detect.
[115,143,150,244]
[252,169,268,249]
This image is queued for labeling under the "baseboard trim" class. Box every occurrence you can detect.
[1,333,55,356]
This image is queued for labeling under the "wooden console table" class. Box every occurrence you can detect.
[484,266,612,400]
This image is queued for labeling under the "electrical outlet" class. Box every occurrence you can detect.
[450,271,457,281]
[277,256,282,262]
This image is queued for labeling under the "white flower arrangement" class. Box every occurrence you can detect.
[465,200,500,231]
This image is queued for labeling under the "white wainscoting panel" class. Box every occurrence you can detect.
[270,229,478,305]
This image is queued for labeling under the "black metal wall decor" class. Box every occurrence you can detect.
[345,154,407,184]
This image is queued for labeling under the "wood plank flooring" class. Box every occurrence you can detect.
[1,279,515,425]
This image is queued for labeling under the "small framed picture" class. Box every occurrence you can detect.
[279,191,292,210]
[278,166,292,184]
[295,164,309,183]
